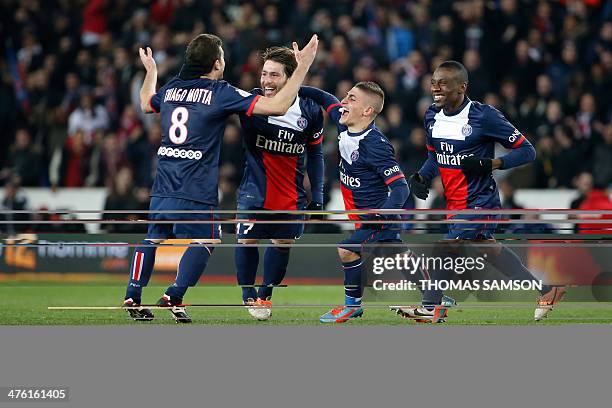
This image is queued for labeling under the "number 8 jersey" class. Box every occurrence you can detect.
[149,77,260,205]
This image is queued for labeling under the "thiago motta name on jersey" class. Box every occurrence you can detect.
[255,129,305,155]
[163,87,213,105]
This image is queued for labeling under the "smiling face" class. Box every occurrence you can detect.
[339,87,371,126]
[260,59,288,97]
[430,67,467,111]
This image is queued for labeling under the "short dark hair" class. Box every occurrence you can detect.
[185,34,223,74]
[437,60,469,84]
[261,46,297,77]
[354,81,385,114]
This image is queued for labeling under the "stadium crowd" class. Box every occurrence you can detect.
[0,0,611,232]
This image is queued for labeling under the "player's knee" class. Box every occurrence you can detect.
[271,239,294,246]
[478,239,501,257]
[338,248,360,263]
[145,238,164,244]
[238,239,259,245]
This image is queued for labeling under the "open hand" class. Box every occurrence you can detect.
[292,34,318,69]
[139,47,157,72]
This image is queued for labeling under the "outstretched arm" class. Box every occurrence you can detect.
[299,86,342,125]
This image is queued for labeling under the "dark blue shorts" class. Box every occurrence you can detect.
[338,228,402,254]
[147,197,221,240]
[236,209,304,240]
[444,214,500,240]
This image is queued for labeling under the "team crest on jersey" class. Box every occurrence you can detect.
[350,150,359,162]
[297,116,308,130]
[462,123,473,136]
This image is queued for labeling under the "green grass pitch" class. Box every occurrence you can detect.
[2,282,612,325]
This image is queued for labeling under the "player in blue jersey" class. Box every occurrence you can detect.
[393,61,565,322]
[234,47,325,320]
[300,82,410,323]
[121,33,319,322]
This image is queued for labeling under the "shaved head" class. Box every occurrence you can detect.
[437,60,469,85]
[354,81,385,116]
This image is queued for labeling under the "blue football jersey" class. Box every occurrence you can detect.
[337,123,405,224]
[237,90,324,210]
[424,97,530,210]
[149,77,260,205]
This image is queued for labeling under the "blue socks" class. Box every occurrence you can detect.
[125,240,157,302]
[343,258,363,305]
[258,247,291,300]
[235,245,260,301]
[165,245,213,299]
[490,246,550,295]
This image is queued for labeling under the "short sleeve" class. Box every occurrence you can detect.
[367,137,406,185]
[218,82,261,116]
[307,106,325,145]
[149,91,162,113]
[483,105,526,149]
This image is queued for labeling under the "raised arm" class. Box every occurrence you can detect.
[251,35,319,116]
[138,47,158,114]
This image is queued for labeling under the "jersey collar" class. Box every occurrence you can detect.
[442,96,471,117]
[346,121,376,137]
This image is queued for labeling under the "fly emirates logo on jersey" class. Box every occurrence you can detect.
[255,129,305,155]
[339,162,361,188]
[435,141,474,166]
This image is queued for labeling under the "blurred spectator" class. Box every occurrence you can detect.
[571,171,595,209]
[0,179,30,234]
[68,91,110,146]
[592,124,612,188]
[552,125,584,188]
[102,166,146,233]
[0,0,608,215]
[575,184,612,235]
[0,128,42,186]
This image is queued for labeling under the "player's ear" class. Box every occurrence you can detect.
[213,59,221,71]
[459,82,467,94]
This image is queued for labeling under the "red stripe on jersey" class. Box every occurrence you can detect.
[340,184,362,229]
[132,252,143,281]
[426,144,435,152]
[438,167,468,213]
[148,95,159,113]
[245,95,261,117]
[511,135,525,148]
[326,103,341,114]
[385,173,405,185]
[308,135,324,145]
[262,151,299,210]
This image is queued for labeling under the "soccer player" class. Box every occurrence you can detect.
[122,33,319,323]
[299,82,410,323]
[234,46,325,320]
[395,61,565,322]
